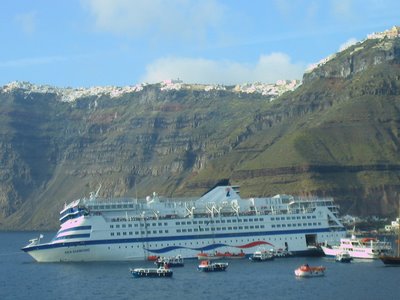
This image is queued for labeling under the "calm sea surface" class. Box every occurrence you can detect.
[1,231,399,300]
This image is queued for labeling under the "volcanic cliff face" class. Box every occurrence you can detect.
[1,36,400,230]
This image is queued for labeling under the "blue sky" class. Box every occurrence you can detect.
[0,0,399,87]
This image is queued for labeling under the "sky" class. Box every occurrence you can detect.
[0,0,399,88]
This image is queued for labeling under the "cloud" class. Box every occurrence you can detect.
[140,53,306,84]
[81,0,224,39]
[338,38,358,52]
[14,11,37,36]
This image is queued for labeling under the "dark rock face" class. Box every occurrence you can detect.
[1,36,400,230]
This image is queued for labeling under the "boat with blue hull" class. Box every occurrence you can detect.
[130,267,173,278]
[198,260,228,272]
[22,185,346,262]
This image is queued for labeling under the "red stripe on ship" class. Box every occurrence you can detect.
[236,241,274,249]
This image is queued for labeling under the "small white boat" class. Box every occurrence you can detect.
[155,255,184,267]
[249,250,274,262]
[198,260,228,272]
[335,251,352,263]
[130,266,173,278]
[294,264,326,277]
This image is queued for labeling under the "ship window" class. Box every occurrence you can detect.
[259,218,264,221]
[254,218,258,221]
[205,228,209,231]
[199,221,203,224]
[182,229,187,232]
[176,222,180,225]
[239,226,243,229]
[318,222,321,225]
[165,230,168,233]
[250,226,254,229]
[271,217,275,221]
[216,227,221,230]
[123,232,126,235]
[122,224,126,228]
[146,231,151,234]
[141,231,145,234]
[298,223,301,226]
[282,224,286,227]
[117,205,122,208]
[276,217,280,220]
[272,225,275,228]
[292,224,296,227]
[135,231,139,234]
[164,223,167,226]
[227,220,231,223]
[303,223,307,226]
[116,225,120,228]
[152,223,156,226]
[255,225,259,229]
[216,220,220,224]
[193,221,197,224]
[243,219,248,222]
[187,222,192,225]
[233,226,237,229]
[158,223,162,226]
[188,229,192,232]
[277,225,281,227]
[110,225,114,228]
[228,227,232,230]
[134,224,138,227]
[308,223,312,226]
[111,233,114,236]
[260,225,264,228]
[302,216,306,219]
[297,217,301,219]
[249,218,253,222]
[153,231,157,234]
[232,219,237,223]
[307,216,311,219]
[105,205,110,209]
[244,226,249,229]
[117,232,120,236]
[176,229,181,233]
[194,228,198,232]
[128,224,132,228]
[312,216,316,219]
[181,221,186,225]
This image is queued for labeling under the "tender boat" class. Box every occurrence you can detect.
[321,235,392,259]
[335,251,352,263]
[198,260,228,272]
[155,255,184,267]
[249,249,274,262]
[223,251,246,259]
[197,252,224,260]
[130,266,173,278]
[294,264,326,277]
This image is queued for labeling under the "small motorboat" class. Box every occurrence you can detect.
[249,250,274,262]
[198,260,228,272]
[130,266,173,278]
[155,255,184,267]
[294,264,326,277]
[335,251,353,263]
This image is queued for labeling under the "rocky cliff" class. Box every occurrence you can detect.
[1,36,400,230]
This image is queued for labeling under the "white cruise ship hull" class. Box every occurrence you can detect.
[22,185,347,262]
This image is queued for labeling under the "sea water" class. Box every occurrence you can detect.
[1,231,399,300]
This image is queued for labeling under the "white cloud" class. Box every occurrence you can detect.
[81,0,224,39]
[338,38,358,52]
[14,11,37,36]
[140,53,306,84]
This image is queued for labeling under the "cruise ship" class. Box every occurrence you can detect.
[22,186,346,262]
